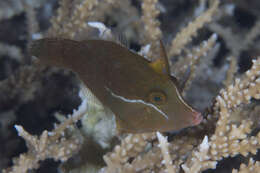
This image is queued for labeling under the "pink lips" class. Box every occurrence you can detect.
[191,111,203,126]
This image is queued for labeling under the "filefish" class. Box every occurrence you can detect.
[29,38,202,133]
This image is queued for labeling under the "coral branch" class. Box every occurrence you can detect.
[157,132,176,173]
[141,0,162,59]
[168,0,219,57]
[3,95,87,173]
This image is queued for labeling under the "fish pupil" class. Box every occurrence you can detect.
[154,96,161,102]
[148,91,167,104]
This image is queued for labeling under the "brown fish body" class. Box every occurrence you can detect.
[30,38,202,133]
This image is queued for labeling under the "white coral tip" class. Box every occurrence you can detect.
[88,21,108,35]
[14,125,23,136]
[211,33,218,40]
[156,131,168,143]
[139,44,151,56]
[199,136,209,152]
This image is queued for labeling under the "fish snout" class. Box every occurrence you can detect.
[191,111,203,126]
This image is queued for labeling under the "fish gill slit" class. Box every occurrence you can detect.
[174,85,194,111]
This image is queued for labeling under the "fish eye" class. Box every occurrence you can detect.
[148,91,167,104]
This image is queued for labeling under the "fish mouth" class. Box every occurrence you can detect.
[191,111,203,126]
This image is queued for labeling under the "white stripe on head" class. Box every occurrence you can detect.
[105,87,168,119]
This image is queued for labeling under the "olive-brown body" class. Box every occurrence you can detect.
[30,38,202,133]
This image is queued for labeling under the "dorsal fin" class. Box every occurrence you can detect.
[159,40,170,75]
[149,41,181,88]
[149,40,171,76]
[159,41,182,89]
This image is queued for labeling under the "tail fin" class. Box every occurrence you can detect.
[29,38,76,68]
[29,39,45,59]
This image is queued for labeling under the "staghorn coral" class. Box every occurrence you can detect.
[141,0,162,59]
[3,91,86,173]
[1,0,260,173]
[168,0,219,58]
[181,58,260,173]
[232,158,260,173]
[0,0,47,21]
